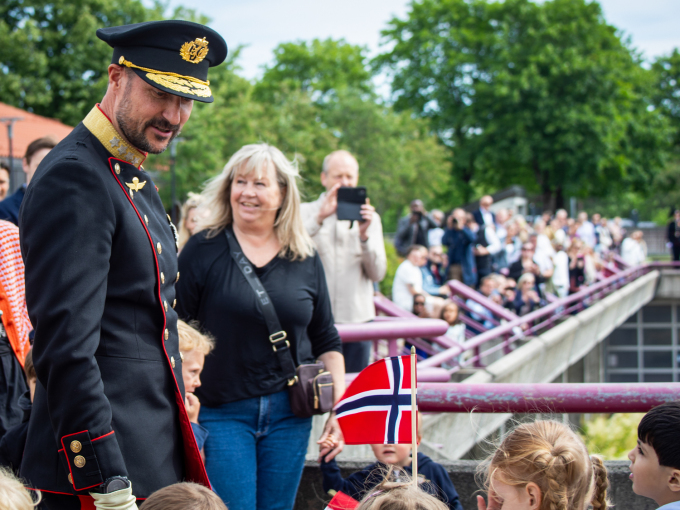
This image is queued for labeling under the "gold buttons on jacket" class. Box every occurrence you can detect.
[157,242,162,254]
[164,329,169,341]
[144,215,149,224]
[161,272,165,284]
[74,455,86,468]
[68,473,73,485]
[164,301,168,312]
[70,440,82,453]
[171,356,175,368]
[176,271,180,282]
[173,299,177,309]
[114,163,120,174]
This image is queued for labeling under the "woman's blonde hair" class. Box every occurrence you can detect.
[480,420,609,510]
[198,143,314,261]
[0,467,40,510]
[357,471,448,510]
[178,192,203,251]
[178,320,215,355]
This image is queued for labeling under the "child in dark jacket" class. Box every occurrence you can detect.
[320,439,463,510]
[0,349,35,474]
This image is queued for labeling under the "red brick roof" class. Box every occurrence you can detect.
[0,102,73,159]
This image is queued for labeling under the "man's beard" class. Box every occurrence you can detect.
[116,92,181,154]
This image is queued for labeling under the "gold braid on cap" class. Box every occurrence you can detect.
[118,56,210,86]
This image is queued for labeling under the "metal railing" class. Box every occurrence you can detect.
[417,382,680,413]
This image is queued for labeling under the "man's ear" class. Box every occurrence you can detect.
[107,64,127,92]
[668,468,680,493]
[21,158,29,174]
[525,482,542,510]
[320,171,327,189]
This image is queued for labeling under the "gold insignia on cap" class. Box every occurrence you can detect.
[180,37,209,64]
[145,73,211,98]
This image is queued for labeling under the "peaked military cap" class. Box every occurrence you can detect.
[97,20,228,103]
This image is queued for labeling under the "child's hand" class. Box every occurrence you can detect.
[476,490,501,510]
[185,393,200,424]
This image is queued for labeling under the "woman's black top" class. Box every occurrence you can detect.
[176,228,342,407]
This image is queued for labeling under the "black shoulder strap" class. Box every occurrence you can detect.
[224,229,297,384]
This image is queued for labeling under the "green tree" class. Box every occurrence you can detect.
[254,38,373,103]
[652,49,680,151]
[376,0,671,208]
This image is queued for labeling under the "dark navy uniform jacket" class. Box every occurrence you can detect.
[18,105,208,498]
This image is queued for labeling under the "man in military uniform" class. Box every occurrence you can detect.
[18,21,227,509]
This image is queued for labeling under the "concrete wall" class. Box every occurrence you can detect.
[294,460,655,510]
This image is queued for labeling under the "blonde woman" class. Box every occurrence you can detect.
[176,144,345,510]
[177,192,203,251]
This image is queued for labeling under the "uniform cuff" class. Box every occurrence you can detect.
[59,430,127,492]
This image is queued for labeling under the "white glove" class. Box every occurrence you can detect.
[90,484,138,510]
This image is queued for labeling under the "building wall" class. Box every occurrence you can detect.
[605,300,680,382]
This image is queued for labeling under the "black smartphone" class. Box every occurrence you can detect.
[337,186,367,222]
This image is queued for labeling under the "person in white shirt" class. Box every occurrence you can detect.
[392,245,428,312]
[301,150,387,372]
[621,230,647,267]
[576,211,596,248]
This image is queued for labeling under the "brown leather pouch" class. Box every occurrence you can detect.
[289,362,334,418]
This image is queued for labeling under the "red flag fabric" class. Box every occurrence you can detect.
[334,356,416,445]
[325,491,360,509]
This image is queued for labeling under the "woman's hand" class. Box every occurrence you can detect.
[317,413,344,462]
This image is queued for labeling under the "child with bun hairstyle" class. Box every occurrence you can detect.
[477,420,609,510]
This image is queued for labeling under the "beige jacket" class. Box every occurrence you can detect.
[301,194,387,324]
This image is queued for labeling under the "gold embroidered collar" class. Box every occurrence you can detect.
[83,105,147,168]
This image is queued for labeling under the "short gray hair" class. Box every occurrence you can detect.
[321,150,358,174]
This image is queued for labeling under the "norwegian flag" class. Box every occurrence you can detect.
[334,356,416,445]
[325,491,359,509]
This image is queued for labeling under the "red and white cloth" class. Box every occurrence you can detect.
[0,220,32,364]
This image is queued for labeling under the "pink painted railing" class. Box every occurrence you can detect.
[418,383,680,413]
[418,262,680,372]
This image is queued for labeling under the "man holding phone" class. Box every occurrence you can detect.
[301,150,387,372]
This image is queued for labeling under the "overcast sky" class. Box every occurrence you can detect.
[154,0,680,79]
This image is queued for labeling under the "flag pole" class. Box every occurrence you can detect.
[411,346,418,485]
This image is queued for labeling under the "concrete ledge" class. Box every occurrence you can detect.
[294,460,655,510]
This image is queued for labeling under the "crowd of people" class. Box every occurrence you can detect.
[390,195,658,345]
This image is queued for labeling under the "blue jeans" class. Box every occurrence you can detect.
[200,390,313,510]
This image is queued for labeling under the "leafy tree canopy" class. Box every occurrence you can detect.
[254,38,373,103]
[376,0,672,209]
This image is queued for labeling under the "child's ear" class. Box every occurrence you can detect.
[668,468,680,493]
[525,483,542,510]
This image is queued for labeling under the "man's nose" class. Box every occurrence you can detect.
[162,98,182,125]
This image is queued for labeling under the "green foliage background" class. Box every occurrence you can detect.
[580,413,643,460]
[2,0,680,227]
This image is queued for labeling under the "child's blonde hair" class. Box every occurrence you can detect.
[481,420,609,510]
[357,472,447,510]
[178,320,215,355]
[0,467,40,510]
[139,482,226,510]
